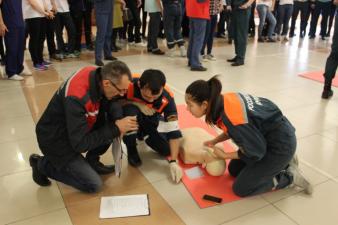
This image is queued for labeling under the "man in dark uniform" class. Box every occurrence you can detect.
[29,61,139,193]
[123,69,184,183]
[226,0,255,66]
[0,0,30,81]
[321,0,338,99]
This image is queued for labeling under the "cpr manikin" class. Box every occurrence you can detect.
[179,128,226,176]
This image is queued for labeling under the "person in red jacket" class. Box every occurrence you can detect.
[186,0,210,71]
[29,61,139,193]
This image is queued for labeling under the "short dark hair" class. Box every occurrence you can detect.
[139,69,166,95]
[101,60,132,83]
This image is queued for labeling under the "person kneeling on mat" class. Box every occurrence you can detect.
[30,61,138,193]
[123,69,184,183]
[184,76,313,197]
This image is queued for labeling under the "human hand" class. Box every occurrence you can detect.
[132,102,156,116]
[226,5,232,11]
[169,161,183,183]
[334,0,338,5]
[203,139,216,148]
[137,0,142,8]
[310,3,315,9]
[239,3,249,9]
[0,23,8,36]
[115,116,138,134]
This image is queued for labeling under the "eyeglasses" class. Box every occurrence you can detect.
[110,81,128,94]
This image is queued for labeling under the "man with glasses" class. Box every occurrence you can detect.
[29,61,138,193]
[122,69,184,183]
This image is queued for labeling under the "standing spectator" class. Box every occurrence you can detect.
[126,0,145,46]
[226,0,255,66]
[23,0,53,71]
[305,0,316,35]
[275,0,294,41]
[248,0,256,37]
[162,0,186,57]
[0,0,31,81]
[94,0,116,66]
[186,0,210,71]
[45,0,61,61]
[54,0,76,58]
[145,0,165,54]
[289,0,309,38]
[112,0,126,52]
[84,0,94,50]
[256,0,277,42]
[326,0,336,36]
[309,0,331,40]
[321,0,337,99]
[217,0,232,40]
[201,0,222,61]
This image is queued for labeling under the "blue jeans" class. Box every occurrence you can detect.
[187,18,207,68]
[95,12,113,61]
[256,4,276,39]
[276,4,293,36]
[38,154,103,193]
[201,14,218,55]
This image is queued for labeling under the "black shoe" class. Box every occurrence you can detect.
[191,66,207,71]
[300,33,304,38]
[321,89,333,99]
[50,54,62,61]
[87,44,94,51]
[87,159,115,175]
[104,56,117,61]
[321,36,326,40]
[231,61,244,67]
[258,37,265,43]
[266,38,276,43]
[29,154,51,186]
[309,35,315,39]
[152,49,165,55]
[227,56,237,63]
[95,60,104,66]
[127,146,142,167]
[228,38,233,44]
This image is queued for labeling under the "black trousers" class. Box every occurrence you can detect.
[228,118,296,197]
[55,12,76,53]
[45,18,57,56]
[126,0,142,43]
[0,37,4,65]
[147,12,161,51]
[248,1,256,35]
[122,104,170,157]
[327,3,336,35]
[71,8,93,51]
[26,17,46,65]
[232,7,251,62]
[324,13,338,82]
[217,8,231,36]
[309,1,331,37]
[290,1,309,36]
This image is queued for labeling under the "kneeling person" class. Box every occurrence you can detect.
[123,69,183,182]
[30,61,138,193]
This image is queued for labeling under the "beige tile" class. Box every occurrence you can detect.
[320,127,338,142]
[0,137,40,176]
[0,171,65,225]
[221,205,297,225]
[9,209,72,225]
[297,135,338,177]
[0,116,36,144]
[261,161,329,203]
[152,178,269,225]
[274,180,338,225]
[0,88,31,120]
[58,157,149,207]
[67,183,185,225]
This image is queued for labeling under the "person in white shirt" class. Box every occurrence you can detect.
[256,0,277,42]
[275,0,294,41]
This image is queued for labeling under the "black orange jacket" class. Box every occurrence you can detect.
[213,93,295,164]
[36,66,120,169]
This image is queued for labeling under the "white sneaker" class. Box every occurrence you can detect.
[288,159,313,195]
[0,65,6,79]
[206,54,216,61]
[8,74,24,81]
[20,67,32,76]
[134,41,147,47]
[167,48,176,57]
[201,55,208,62]
[179,45,186,57]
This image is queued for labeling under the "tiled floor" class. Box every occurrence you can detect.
[1,34,338,225]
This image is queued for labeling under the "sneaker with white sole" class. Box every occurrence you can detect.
[287,158,313,195]
[179,45,186,57]
[167,48,176,57]
[134,41,147,47]
[201,55,208,62]
[8,74,24,81]
[206,54,216,61]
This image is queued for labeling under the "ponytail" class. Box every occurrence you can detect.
[185,75,222,125]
